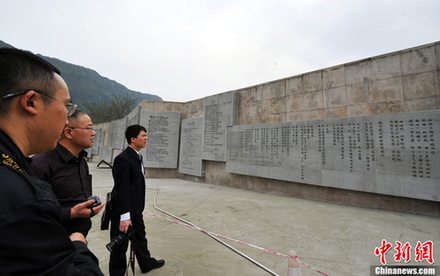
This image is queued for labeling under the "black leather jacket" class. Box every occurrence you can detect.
[0,129,103,275]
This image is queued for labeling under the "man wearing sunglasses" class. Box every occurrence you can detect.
[0,47,102,275]
[32,109,105,237]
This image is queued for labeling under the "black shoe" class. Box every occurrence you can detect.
[141,259,165,273]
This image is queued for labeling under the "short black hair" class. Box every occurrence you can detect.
[0,47,61,117]
[125,124,147,145]
[67,109,86,124]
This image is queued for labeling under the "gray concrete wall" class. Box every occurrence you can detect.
[94,41,440,216]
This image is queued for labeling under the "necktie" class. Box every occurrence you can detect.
[139,154,145,174]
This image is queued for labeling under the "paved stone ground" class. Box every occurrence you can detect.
[86,162,440,276]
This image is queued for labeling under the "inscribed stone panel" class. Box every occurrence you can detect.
[98,146,114,164]
[90,128,104,155]
[178,117,205,177]
[108,119,126,149]
[140,111,181,168]
[202,91,238,161]
[226,110,440,201]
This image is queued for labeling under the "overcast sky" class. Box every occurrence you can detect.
[1,0,439,102]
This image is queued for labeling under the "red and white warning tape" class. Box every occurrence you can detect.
[98,193,330,276]
[143,210,330,276]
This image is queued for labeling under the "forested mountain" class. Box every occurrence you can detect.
[0,41,162,113]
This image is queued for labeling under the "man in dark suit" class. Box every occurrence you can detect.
[109,124,165,275]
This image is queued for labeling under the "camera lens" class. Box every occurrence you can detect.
[106,228,133,252]
[106,226,133,252]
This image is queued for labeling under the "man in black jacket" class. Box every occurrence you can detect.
[0,47,103,275]
[32,110,104,237]
[109,125,164,275]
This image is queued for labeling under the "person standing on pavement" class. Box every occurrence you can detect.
[0,47,102,275]
[32,109,104,237]
[109,124,165,275]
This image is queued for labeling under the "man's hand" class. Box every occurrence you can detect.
[91,202,105,216]
[71,199,105,218]
[70,232,87,244]
[119,219,132,233]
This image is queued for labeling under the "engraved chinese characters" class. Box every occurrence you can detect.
[226,110,440,201]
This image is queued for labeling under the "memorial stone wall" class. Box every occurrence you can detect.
[226,110,439,202]
[126,106,142,127]
[93,41,440,215]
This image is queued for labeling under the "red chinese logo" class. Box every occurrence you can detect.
[375,239,434,265]
[394,241,411,263]
[375,239,393,265]
[415,240,434,264]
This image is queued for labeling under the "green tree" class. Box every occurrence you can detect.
[85,93,139,123]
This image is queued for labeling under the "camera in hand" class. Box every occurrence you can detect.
[87,195,101,208]
[106,226,133,252]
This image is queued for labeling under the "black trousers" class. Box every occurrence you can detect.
[109,213,153,276]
